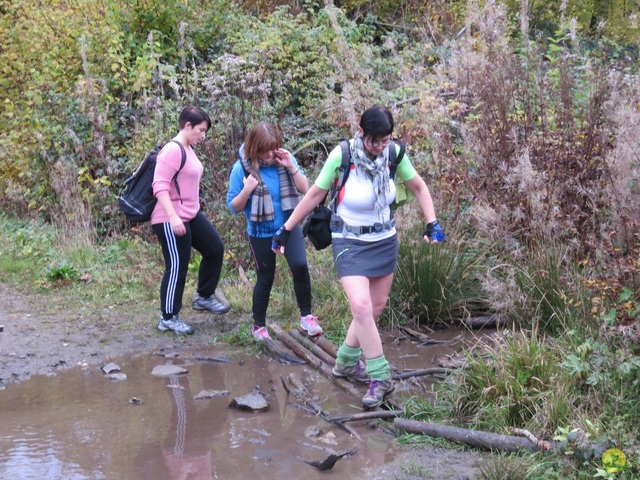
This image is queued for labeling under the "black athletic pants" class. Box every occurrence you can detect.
[248,224,311,327]
[152,212,225,320]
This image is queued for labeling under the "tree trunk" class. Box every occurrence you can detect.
[393,419,561,452]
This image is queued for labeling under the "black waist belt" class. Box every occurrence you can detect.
[344,219,395,235]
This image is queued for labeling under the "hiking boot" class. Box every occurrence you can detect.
[192,295,230,314]
[300,314,323,336]
[331,360,371,383]
[252,326,271,342]
[362,380,395,409]
[157,315,195,335]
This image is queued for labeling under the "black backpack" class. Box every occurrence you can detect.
[302,139,406,250]
[119,140,187,223]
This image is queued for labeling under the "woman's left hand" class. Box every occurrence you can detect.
[424,220,446,244]
[274,149,293,170]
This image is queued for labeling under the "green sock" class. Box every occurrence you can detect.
[366,355,390,381]
[336,343,362,367]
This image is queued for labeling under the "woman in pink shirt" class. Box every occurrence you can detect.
[151,106,229,335]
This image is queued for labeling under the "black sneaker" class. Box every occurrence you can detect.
[362,380,394,409]
[157,315,195,335]
[192,295,230,314]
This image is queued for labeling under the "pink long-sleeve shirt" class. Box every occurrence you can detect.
[151,141,204,224]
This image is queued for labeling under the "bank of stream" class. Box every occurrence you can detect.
[0,283,489,479]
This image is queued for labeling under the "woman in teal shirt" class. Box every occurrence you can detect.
[227,122,323,341]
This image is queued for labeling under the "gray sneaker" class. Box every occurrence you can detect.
[157,315,195,335]
[362,380,394,409]
[192,295,230,314]
[331,360,370,383]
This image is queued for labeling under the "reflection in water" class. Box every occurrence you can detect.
[160,376,212,480]
[0,328,480,480]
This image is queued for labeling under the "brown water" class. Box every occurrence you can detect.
[0,328,482,480]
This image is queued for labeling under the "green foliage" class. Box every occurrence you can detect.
[445,330,572,435]
[390,223,488,326]
[44,261,79,283]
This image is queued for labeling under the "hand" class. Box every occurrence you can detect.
[170,215,186,236]
[424,220,445,244]
[242,174,259,194]
[274,149,293,170]
[271,226,291,254]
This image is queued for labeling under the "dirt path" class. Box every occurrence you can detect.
[0,283,232,387]
[0,282,485,479]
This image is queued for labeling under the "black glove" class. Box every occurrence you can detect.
[424,220,446,242]
[272,226,291,251]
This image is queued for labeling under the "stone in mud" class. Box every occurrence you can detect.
[229,392,269,412]
[101,362,121,374]
[150,364,188,377]
[194,389,230,400]
[107,373,127,381]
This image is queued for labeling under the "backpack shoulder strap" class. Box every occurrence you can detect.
[167,139,187,203]
[328,140,352,211]
[389,138,405,180]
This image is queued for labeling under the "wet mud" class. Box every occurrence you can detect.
[0,328,486,479]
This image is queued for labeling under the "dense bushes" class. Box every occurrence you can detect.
[1,2,639,477]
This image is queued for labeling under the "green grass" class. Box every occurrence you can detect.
[391,224,489,328]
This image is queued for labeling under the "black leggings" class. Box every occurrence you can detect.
[248,225,311,326]
[152,212,225,319]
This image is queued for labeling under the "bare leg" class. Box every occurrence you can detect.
[341,273,394,359]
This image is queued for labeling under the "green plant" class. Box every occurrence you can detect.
[444,330,572,435]
[44,261,80,283]
[390,225,488,327]
[478,453,533,480]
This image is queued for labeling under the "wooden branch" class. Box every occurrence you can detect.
[398,326,431,343]
[271,324,404,413]
[394,419,561,453]
[313,336,338,359]
[214,288,230,306]
[306,397,363,441]
[271,324,363,399]
[270,324,322,369]
[464,315,500,329]
[325,410,405,423]
[392,368,455,380]
[261,336,306,365]
[418,335,463,347]
[289,329,336,366]
[238,265,252,289]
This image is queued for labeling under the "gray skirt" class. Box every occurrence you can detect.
[332,234,398,278]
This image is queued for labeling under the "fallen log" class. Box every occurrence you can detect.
[313,336,338,359]
[418,335,463,347]
[464,315,501,329]
[392,368,455,381]
[289,329,336,366]
[393,419,561,453]
[271,324,404,412]
[325,409,405,423]
[306,398,362,441]
[237,266,252,289]
[398,326,431,343]
[262,337,306,365]
[270,324,363,400]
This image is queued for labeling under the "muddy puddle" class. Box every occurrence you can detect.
[0,327,491,479]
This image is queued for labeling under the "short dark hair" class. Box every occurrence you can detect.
[359,105,394,139]
[178,106,211,131]
[243,122,283,161]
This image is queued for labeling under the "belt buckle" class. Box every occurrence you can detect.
[373,222,383,233]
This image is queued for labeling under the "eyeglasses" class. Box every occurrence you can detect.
[366,137,392,148]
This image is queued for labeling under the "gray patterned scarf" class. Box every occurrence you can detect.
[351,132,390,219]
[242,155,300,235]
